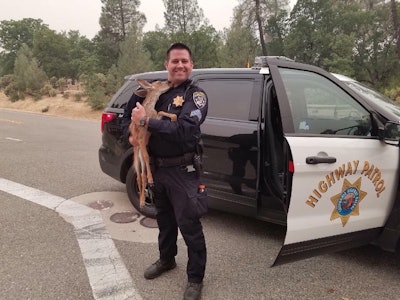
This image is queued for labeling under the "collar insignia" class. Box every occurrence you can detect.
[173,96,184,107]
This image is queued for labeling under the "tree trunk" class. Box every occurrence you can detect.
[255,0,268,55]
[390,0,400,61]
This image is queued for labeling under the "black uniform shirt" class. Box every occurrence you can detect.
[122,79,208,158]
[147,80,208,157]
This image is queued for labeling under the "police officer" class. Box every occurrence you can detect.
[124,42,208,300]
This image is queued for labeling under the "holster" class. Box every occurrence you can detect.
[193,153,203,177]
[193,141,204,177]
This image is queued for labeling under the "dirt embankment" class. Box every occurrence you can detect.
[0,91,103,121]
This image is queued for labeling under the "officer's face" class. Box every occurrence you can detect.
[165,49,193,87]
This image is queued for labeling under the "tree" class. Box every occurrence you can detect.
[391,0,400,61]
[0,19,99,80]
[141,1,219,70]
[97,0,146,71]
[348,1,397,87]
[32,28,70,79]
[238,0,289,56]
[142,31,171,70]
[117,30,154,83]
[163,0,208,34]
[0,18,46,53]
[13,44,47,99]
[181,25,221,68]
[0,18,48,76]
[65,31,98,81]
[285,0,338,66]
[92,36,120,74]
[219,5,260,67]
[265,8,289,56]
[142,27,220,69]
[99,0,145,41]
[255,0,267,55]
[284,0,398,89]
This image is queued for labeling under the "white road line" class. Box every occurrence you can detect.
[5,137,22,142]
[0,118,22,124]
[0,178,142,300]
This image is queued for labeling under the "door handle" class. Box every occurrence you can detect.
[306,156,337,164]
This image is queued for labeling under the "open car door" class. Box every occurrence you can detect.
[264,58,400,266]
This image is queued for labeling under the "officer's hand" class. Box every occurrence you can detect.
[131,102,146,126]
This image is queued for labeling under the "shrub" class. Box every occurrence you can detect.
[383,86,400,103]
[32,92,42,101]
[4,83,21,102]
[49,76,58,88]
[74,93,83,101]
[57,77,67,93]
[49,88,57,97]
[62,91,70,99]
[87,86,108,110]
[82,73,109,110]
[0,74,14,90]
[40,83,57,97]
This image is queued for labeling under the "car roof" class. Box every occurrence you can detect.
[124,68,260,81]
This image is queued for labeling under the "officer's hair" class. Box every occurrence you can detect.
[166,42,192,60]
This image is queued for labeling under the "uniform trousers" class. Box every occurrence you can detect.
[152,165,207,284]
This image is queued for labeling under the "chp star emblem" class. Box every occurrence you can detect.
[330,177,367,227]
[173,95,184,107]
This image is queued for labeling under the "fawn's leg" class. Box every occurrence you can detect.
[133,146,142,194]
[157,111,177,122]
[138,148,147,208]
[140,142,154,186]
[140,171,147,207]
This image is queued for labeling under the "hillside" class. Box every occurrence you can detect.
[0,91,102,121]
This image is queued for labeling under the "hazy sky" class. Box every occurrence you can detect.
[0,0,241,39]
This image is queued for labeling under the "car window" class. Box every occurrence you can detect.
[197,79,255,121]
[279,69,372,136]
[343,80,400,118]
[110,80,138,108]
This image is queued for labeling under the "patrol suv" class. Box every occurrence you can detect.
[99,57,400,265]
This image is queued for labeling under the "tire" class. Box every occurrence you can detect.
[126,166,157,218]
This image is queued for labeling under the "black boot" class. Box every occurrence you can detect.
[183,282,203,300]
[144,258,176,279]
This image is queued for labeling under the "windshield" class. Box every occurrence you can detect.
[343,80,400,117]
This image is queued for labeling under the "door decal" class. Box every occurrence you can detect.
[330,177,367,227]
[306,160,387,209]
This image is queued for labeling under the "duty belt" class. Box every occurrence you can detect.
[152,152,195,168]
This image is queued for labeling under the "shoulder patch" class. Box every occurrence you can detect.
[193,91,207,109]
[190,109,202,121]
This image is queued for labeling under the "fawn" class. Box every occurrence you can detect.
[129,79,177,208]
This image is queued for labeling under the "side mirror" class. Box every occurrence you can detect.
[382,121,400,145]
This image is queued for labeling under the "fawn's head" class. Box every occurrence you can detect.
[134,79,171,98]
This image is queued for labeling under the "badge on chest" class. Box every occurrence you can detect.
[173,95,184,107]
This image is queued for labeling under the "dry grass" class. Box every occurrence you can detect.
[0,90,103,121]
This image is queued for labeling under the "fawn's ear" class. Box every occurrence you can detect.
[136,79,152,89]
[134,79,151,97]
[133,88,148,98]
